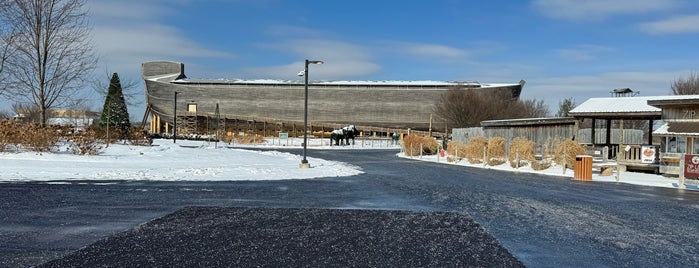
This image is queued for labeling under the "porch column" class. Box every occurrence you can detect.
[606,118,612,146]
[591,118,596,146]
[648,119,654,145]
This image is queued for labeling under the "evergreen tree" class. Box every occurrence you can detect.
[100,73,130,131]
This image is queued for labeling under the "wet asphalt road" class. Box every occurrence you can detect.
[2,148,699,267]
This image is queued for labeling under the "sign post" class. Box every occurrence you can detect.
[680,154,699,189]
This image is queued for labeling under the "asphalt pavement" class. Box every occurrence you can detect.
[40,206,523,267]
[2,148,699,267]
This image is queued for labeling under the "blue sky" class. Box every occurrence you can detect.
[44,0,699,119]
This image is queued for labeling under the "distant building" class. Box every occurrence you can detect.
[610,88,640,97]
[14,109,99,130]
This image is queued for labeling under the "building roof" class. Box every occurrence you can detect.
[171,78,520,88]
[653,122,699,136]
[567,96,699,118]
[647,95,699,107]
[481,117,577,127]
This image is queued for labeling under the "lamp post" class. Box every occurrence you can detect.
[299,59,324,168]
[173,91,178,143]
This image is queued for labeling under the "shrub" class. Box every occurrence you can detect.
[554,139,586,169]
[403,134,438,156]
[21,124,64,152]
[508,137,536,168]
[464,136,488,164]
[128,127,153,146]
[70,130,103,155]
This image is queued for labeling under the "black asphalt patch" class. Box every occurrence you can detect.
[40,206,523,267]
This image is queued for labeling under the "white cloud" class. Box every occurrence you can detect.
[246,39,381,80]
[400,43,468,58]
[554,45,614,61]
[87,0,232,76]
[639,14,699,34]
[532,0,677,21]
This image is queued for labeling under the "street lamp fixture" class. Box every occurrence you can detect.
[299,59,324,168]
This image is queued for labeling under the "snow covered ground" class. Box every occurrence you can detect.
[398,152,699,191]
[0,138,366,182]
[1,137,696,192]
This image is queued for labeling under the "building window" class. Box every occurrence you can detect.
[187,103,197,113]
[693,137,699,154]
[667,136,687,153]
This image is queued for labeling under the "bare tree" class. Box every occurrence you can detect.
[0,0,13,95]
[671,71,699,95]
[556,97,575,117]
[518,99,550,118]
[1,0,96,125]
[434,86,550,128]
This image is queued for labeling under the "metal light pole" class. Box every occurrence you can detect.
[300,59,324,168]
[173,91,178,143]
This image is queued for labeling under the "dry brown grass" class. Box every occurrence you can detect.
[403,134,439,156]
[464,136,488,164]
[554,139,586,169]
[508,137,536,168]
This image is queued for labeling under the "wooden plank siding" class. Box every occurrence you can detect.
[143,61,524,135]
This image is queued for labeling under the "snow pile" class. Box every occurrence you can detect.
[0,139,363,182]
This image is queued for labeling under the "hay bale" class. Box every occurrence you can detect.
[508,137,536,168]
[403,134,439,156]
[487,137,506,165]
[554,139,586,169]
[600,166,614,176]
[464,136,488,164]
[446,141,468,159]
[237,134,265,144]
[487,158,507,166]
[531,159,552,171]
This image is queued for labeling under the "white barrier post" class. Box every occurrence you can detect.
[679,155,686,189]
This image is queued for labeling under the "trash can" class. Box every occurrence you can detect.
[574,155,592,181]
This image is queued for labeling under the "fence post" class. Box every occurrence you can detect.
[516,150,520,169]
[562,146,567,175]
[483,146,487,167]
[419,143,423,158]
[455,147,459,164]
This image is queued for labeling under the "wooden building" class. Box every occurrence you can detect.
[647,95,699,175]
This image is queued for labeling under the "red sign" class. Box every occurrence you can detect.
[684,154,699,178]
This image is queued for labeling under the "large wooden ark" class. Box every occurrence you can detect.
[143,61,525,135]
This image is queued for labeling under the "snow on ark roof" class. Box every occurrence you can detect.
[569,95,699,114]
[173,78,519,88]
